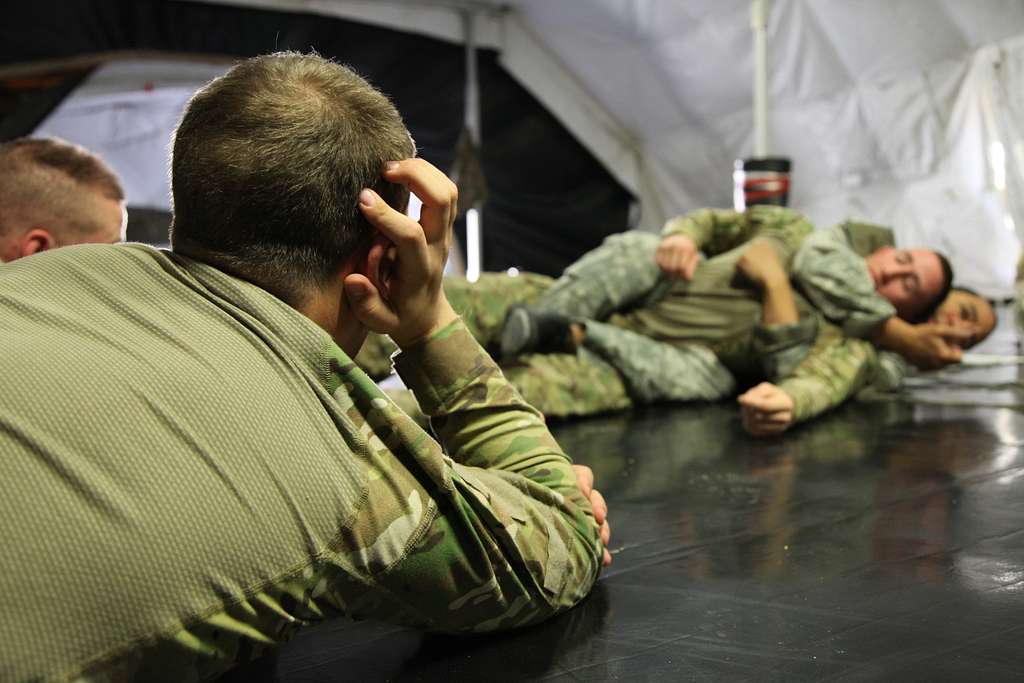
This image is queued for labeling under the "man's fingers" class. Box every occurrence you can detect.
[382,158,457,208]
[939,328,975,344]
[359,189,428,248]
[382,158,457,242]
[738,392,788,412]
[751,410,793,425]
[683,255,698,280]
[343,273,399,332]
[573,464,594,499]
[590,488,608,526]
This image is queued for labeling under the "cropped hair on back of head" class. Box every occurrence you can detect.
[0,137,124,237]
[169,51,416,305]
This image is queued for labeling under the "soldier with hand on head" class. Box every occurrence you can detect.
[0,52,609,683]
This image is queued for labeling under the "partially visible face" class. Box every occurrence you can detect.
[929,290,996,349]
[65,196,126,247]
[866,246,945,320]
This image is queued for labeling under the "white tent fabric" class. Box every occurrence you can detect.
[33,0,1024,296]
[35,60,230,211]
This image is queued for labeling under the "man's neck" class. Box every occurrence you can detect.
[297,278,366,357]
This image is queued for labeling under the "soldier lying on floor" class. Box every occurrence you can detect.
[355,207,995,435]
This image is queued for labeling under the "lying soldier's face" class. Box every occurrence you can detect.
[865,246,945,320]
[929,290,996,349]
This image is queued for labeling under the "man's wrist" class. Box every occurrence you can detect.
[391,299,459,349]
[761,271,790,291]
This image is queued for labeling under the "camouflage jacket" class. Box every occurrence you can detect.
[663,208,896,338]
[662,208,908,423]
[0,244,602,682]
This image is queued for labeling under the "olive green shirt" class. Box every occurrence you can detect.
[0,244,602,682]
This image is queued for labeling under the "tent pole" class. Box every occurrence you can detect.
[462,9,483,282]
[751,0,769,157]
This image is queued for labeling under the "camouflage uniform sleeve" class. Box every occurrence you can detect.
[661,206,813,260]
[328,318,603,633]
[791,225,896,338]
[776,320,879,423]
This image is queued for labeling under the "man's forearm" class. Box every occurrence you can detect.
[777,325,875,424]
[870,315,911,353]
[388,318,603,623]
[760,275,800,326]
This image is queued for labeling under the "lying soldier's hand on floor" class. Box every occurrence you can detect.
[738,382,796,436]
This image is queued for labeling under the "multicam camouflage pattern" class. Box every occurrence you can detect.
[791,225,895,338]
[366,210,906,425]
[582,320,736,403]
[664,206,895,339]
[535,231,672,321]
[0,245,601,682]
[536,230,816,387]
[355,271,553,379]
[508,210,906,423]
[776,320,879,422]
[502,348,634,419]
[661,205,815,261]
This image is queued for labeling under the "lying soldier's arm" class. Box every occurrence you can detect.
[739,321,878,436]
[661,206,813,259]
[774,322,877,425]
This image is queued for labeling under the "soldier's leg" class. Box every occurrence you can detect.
[446,272,553,347]
[354,272,554,379]
[583,320,736,403]
[536,231,670,319]
[502,349,634,419]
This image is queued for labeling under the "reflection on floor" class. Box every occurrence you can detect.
[224,305,1024,681]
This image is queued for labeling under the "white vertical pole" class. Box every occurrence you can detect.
[462,9,483,282]
[751,0,769,158]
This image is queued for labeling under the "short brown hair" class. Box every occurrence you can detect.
[0,137,124,238]
[170,52,415,304]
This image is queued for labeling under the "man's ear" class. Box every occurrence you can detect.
[18,229,58,259]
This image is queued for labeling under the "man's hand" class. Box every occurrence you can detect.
[573,464,612,566]
[655,234,700,280]
[344,159,459,348]
[736,240,787,290]
[738,382,796,436]
[872,317,971,370]
[901,323,971,369]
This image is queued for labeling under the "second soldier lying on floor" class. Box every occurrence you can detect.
[356,206,995,436]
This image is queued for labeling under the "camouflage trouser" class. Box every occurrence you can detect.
[538,230,816,386]
[354,272,554,379]
[535,231,737,400]
[386,348,633,421]
[583,320,735,402]
[536,231,671,319]
[360,271,634,418]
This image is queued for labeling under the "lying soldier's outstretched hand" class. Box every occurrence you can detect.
[573,464,612,566]
[656,233,700,280]
[738,382,796,437]
[345,159,459,349]
[903,323,970,370]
